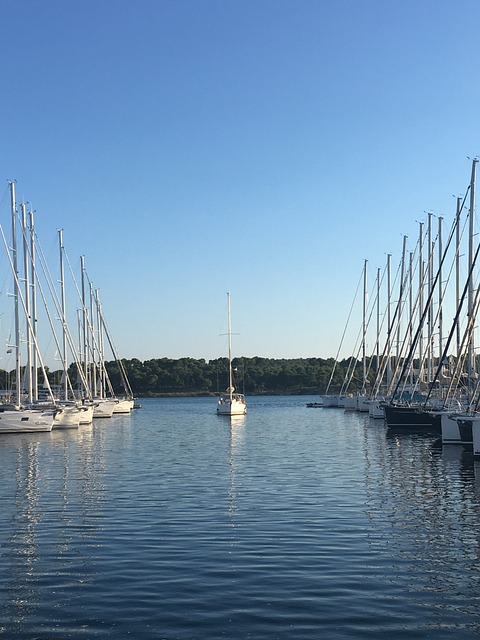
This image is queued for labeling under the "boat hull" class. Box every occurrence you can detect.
[343,396,357,411]
[53,406,81,429]
[369,400,385,419]
[217,394,247,416]
[113,398,134,413]
[471,418,480,455]
[383,404,442,434]
[0,409,55,434]
[356,395,370,412]
[441,413,473,445]
[78,405,94,424]
[93,399,117,418]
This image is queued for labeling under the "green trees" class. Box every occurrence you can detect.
[99,356,371,396]
[0,357,373,396]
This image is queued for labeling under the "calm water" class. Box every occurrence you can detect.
[2,396,480,639]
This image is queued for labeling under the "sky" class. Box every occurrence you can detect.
[0,0,479,368]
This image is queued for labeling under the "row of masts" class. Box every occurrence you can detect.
[4,181,132,411]
[325,158,480,411]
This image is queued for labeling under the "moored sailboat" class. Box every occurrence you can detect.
[217,293,247,416]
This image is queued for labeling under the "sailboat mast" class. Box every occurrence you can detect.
[468,158,477,393]
[227,292,233,402]
[437,215,443,370]
[408,251,414,388]
[418,222,424,383]
[455,196,462,358]
[427,212,434,384]
[21,202,33,404]
[59,229,68,401]
[81,255,89,393]
[362,260,367,394]
[396,235,407,366]
[376,267,380,376]
[386,253,392,386]
[9,182,21,406]
[89,282,99,397]
[29,209,38,399]
[95,288,106,398]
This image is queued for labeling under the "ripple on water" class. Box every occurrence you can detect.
[2,399,480,639]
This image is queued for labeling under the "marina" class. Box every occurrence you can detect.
[4,5,480,637]
[3,395,480,638]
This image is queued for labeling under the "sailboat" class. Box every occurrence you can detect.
[216,293,247,416]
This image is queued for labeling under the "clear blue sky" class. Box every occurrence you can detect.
[0,0,478,367]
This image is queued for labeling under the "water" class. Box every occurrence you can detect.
[1,396,480,639]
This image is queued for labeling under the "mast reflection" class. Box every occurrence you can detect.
[228,414,246,524]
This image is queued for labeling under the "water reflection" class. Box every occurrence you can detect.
[0,415,132,637]
[363,417,480,627]
[6,400,480,639]
[228,415,246,523]
[7,439,41,633]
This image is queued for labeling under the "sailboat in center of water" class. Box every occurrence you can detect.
[216,293,247,416]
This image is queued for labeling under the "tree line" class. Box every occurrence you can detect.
[98,356,371,396]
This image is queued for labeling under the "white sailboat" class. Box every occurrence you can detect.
[0,183,57,434]
[217,293,247,416]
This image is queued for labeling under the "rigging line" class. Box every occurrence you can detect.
[0,222,56,402]
[64,253,83,304]
[393,234,442,399]
[424,233,480,407]
[0,183,10,213]
[325,263,364,395]
[375,241,422,397]
[389,202,461,401]
[370,243,419,394]
[25,228,92,396]
[400,216,457,400]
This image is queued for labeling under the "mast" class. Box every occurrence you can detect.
[427,212,433,384]
[386,253,392,386]
[468,158,477,395]
[227,292,233,403]
[455,196,462,358]
[396,236,407,367]
[81,255,89,394]
[21,202,33,404]
[59,229,68,401]
[362,259,367,394]
[89,281,99,397]
[29,209,38,399]
[95,288,106,398]
[418,222,424,383]
[376,267,380,376]
[9,182,21,406]
[408,251,414,388]
[437,215,443,375]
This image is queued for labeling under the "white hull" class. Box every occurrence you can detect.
[321,395,339,407]
[356,395,370,412]
[0,408,55,434]
[113,398,134,413]
[78,405,94,424]
[53,406,81,429]
[369,400,385,419]
[93,399,117,418]
[343,396,357,411]
[441,412,467,445]
[217,395,247,416]
[472,418,480,456]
